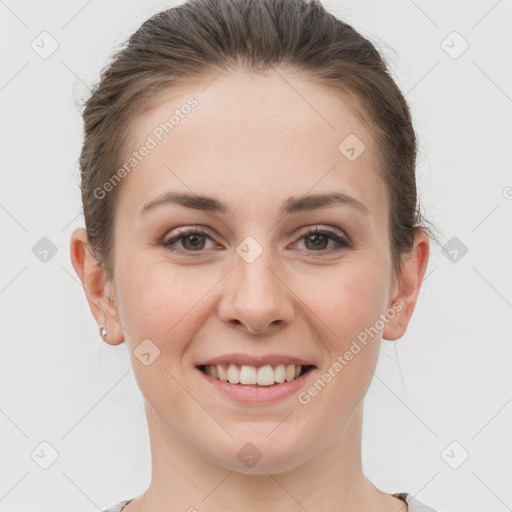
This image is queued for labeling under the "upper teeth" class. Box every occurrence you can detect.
[204,363,304,385]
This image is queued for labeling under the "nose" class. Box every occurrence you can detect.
[217,246,295,335]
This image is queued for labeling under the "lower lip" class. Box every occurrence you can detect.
[196,367,315,404]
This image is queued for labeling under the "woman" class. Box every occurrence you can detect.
[70,0,439,510]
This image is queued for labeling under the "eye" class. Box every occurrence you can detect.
[160,226,352,256]
[293,226,351,254]
[161,228,217,255]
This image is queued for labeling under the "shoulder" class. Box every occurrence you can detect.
[101,498,134,512]
[395,492,439,512]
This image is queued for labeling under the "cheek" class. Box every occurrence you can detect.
[115,253,220,351]
[114,258,205,406]
[319,264,388,397]
[297,260,387,349]
[294,259,388,407]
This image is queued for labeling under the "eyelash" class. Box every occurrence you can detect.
[160,226,352,256]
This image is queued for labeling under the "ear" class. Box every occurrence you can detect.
[69,228,125,345]
[383,229,430,341]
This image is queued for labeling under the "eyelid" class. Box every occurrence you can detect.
[294,225,348,242]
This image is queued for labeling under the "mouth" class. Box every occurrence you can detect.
[197,363,316,387]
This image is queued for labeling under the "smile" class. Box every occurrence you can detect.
[199,363,315,386]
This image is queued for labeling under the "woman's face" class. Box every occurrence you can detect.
[101,69,407,472]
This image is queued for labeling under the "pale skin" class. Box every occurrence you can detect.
[70,68,429,512]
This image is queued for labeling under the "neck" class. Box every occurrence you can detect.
[129,401,401,512]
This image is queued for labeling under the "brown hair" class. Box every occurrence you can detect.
[79,0,439,286]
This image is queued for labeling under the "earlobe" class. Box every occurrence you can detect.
[69,228,125,345]
[383,230,430,341]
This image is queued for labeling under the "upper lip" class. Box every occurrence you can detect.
[195,353,316,368]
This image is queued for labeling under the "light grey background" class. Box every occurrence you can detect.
[1,0,511,511]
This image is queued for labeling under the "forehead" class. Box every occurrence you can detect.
[118,68,387,225]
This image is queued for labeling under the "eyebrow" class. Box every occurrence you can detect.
[140,191,369,217]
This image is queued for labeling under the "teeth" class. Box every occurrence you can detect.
[217,364,228,382]
[239,365,257,384]
[257,365,274,386]
[285,364,295,382]
[203,363,308,386]
[274,364,286,383]
[227,364,240,384]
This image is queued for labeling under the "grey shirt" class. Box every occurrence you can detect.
[102,492,438,511]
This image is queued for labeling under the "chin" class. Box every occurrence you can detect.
[204,432,311,475]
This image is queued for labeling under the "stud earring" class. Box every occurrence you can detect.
[100,324,107,337]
